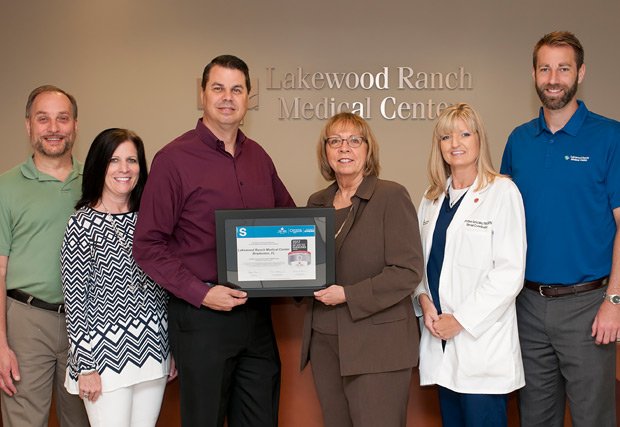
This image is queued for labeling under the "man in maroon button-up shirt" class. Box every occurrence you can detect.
[133,55,295,427]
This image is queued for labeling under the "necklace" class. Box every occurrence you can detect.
[99,201,145,292]
[100,201,132,251]
[448,183,470,208]
[335,205,353,238]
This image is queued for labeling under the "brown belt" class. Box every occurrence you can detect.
[524,276,609,298]
[7,289,65,313]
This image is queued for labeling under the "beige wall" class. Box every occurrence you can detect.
[1,0,619,205]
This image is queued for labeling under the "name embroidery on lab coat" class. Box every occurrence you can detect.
[464,219,492,230]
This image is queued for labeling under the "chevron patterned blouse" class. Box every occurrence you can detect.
[60,207,170,394]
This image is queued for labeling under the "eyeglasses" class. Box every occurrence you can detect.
[325,135,366,148]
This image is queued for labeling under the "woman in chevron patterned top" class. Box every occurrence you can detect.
[60,128,176,427]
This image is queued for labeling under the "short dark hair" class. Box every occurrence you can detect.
[76,128,148,212]
[201,55,251,92]
[25,85,78,119]
[533,31,584,70]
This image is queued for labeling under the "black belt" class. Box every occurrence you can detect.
[524,276,609,298]
[7,289,65,313]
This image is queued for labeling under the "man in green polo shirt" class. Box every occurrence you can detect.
[0,86,88,426]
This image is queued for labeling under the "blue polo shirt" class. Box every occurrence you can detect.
[500,101,620,285]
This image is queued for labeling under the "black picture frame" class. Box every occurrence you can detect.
[215,207,335,297]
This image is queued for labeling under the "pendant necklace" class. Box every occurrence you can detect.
[100,201,145,292]
[335,205,353,239]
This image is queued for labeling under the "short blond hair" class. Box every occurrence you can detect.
[425,103,499,201]
[316,112,381,181]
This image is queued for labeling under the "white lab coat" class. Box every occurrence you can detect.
[414,176,526,394]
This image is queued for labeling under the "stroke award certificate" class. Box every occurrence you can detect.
[215,208,335,296]
[236,225,316,281]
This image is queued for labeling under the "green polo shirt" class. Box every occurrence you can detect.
[0,156,82,303]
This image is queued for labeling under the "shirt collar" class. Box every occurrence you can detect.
[20,155,82,182]
[535,99,588,137]
[196,118,247,154]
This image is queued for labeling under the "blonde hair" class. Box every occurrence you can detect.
[316,112,380,181]
[425,103,500,201]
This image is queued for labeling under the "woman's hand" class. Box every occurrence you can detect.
[434,314,464,340]
[314,285,346,306]
[419,294,441,338]
[78,371,102,402]
[168,355,178,382]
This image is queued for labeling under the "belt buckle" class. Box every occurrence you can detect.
[539,285,553,297]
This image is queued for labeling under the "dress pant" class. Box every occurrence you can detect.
[1,297,89,427]
[517,287,616,427]
[168,296,280,427]
[309,330,411,427]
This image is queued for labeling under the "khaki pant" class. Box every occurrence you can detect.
[1,297,89,427]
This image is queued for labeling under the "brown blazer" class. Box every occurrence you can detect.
[300,175,424,376]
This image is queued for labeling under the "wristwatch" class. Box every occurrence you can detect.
[604,293,620,304]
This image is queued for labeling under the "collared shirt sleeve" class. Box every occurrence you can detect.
[133,153,209,307]
[272,166,296,208]
[0,189,11,256]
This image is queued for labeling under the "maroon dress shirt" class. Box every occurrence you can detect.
[133,119,295,307]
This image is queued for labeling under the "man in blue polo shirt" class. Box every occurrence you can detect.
[501,31,620,427]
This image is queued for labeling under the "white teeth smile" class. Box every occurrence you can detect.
[338,159,353,163]
[115,178,131,182]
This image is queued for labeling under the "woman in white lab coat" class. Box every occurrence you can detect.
[414,103,526,426]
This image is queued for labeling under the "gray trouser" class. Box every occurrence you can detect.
[516,287,616,427]
[1,297,89,427]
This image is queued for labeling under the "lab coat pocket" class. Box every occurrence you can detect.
[457,229,492,270]
[459,322,514,379]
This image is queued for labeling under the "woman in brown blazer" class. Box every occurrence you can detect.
[300,112,424,427]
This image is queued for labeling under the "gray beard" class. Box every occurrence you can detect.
[33,138,73,158]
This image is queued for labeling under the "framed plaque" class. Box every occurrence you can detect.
[215,207,335,297]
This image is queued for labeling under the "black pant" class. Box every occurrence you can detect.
[168,296,281,427]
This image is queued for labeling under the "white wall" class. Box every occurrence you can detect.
[1,0,619,204]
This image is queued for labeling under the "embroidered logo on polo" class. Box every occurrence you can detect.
[564,155,590,162]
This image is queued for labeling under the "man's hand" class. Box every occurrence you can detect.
[591,300,620,344]
[0,344,19,396]
[202,285,247,311]
[314,285,346,306]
